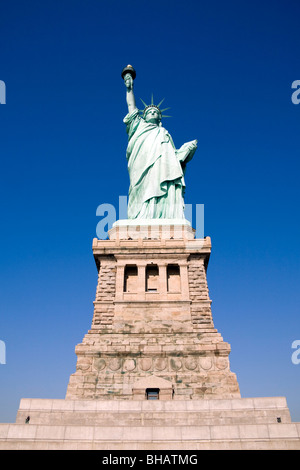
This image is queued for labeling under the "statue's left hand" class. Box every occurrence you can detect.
[188,140,197,151]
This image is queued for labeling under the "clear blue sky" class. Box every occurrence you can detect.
[0,0,299,422]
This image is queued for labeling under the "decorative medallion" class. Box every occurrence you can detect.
[199,357,212,370]
[93,358,106,371]
[77,362,90,371]
[139,358,152,371]
[170,357,182,371]
[184,357,198,371]
[123,359,136,371]
[215,357,228,370]
[154,358,167,371]
[108,357,122,371]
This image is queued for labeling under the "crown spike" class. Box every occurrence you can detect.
[157,98,165,108]
[140,98,148,108]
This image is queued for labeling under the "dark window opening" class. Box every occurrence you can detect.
[146,388,160,400]
[167,264,181,292]
[146,265,159,292]
[124,265,138,292]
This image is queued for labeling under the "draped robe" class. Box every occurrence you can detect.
[124,108,195,219]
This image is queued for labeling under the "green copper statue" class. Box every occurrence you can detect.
[122,65,197,220]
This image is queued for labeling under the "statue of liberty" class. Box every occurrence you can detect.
[122,65,197,220]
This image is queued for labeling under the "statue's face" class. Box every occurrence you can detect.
[144,107,161,125]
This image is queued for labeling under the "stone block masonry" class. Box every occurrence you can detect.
[66,221,241,401]
[3,221,300,450]
[2,397,299,450]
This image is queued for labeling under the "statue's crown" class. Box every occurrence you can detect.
[140,95,171,119]
[143,104,162,117]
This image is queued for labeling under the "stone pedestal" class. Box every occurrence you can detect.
[2,220,299,450]
[1,397,300,450]
[66,220,240,401]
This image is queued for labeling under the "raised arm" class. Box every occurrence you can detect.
[124,73,137,114]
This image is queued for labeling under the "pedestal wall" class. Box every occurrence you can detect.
[66,222,240,401]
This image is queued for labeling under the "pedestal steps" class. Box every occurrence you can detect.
[15,397,292,427]
[1,397,299,450]
[1,422,300,450]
